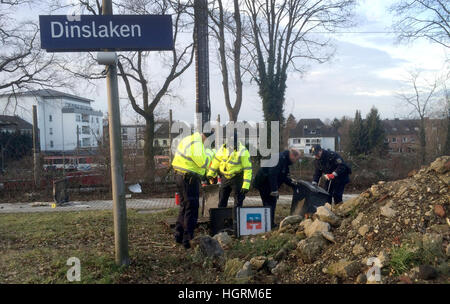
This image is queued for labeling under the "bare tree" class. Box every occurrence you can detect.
[242,0,355,146]
[116,0,194,184]
[0,1,66,93]
[209,0,245,122]
[52,0,194,184]
[396,71,442,163]
[391,0,450,48]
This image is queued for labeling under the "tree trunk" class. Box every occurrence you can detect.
[260,83,285,151]
[419,117,426,164]
[144,113,155,185]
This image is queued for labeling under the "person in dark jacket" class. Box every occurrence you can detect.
[310,144,351,204]
[254,149,302,227]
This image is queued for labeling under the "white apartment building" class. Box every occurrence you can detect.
[0,89,103,152]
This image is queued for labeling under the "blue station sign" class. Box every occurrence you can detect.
[39,15,174,52]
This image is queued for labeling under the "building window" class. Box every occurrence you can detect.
[76,115,81,122]
[82,126,90,135]
[392,137,397,143]
[122,128,127,134]
[49,115,52,122]
[49,128,53,135]
[154,140,159,146]
[96,117,99,123]
[162,139,167,146]
[82,138,90,147]
[411,138,415,143]
[402,137,407,143]
[50,140,54,148]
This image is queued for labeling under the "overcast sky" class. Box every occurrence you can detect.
[9,0,450,124]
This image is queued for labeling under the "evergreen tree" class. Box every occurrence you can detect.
[348,110,368,155]
[365,107,386,154]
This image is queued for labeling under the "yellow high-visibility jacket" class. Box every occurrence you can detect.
[171,132,208,176]
[205,148,215,169]
[207,143,252,190]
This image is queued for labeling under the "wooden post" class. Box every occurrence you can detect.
[32,105,40,189]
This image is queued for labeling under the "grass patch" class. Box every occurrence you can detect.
[389,245,421,276]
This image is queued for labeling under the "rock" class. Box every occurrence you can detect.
[249,256,266,271]
[417,265,438,280]
[326,259,362,279]
[316,206,340,226]
[337,197,361,215]
[192,236,224,259]
[304,219,330,238]
[297,234,329,263]
[398,275,412,284]
[352,244,366,255]
[422,233,443,254]
[434,205,446,218]
[446,244,450,257]
[380,202,396,218]
[279,215,303,228]
[271,261,288,276]
[266,258,278,271]
[358,224,369,236]
[236,261,253,279]
[274,248,287,261]
[321,231,336,243]
[299,218,312,230]
[351,213,364,228]
[356,273,367,284]
[429,156,450,174]
[213,232,232,249]
[377,250,390,268]
[430,224,449,234]
[325,203,332,210]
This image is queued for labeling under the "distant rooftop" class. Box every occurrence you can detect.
[290,118,338,138]
[0,115,33,130]
[0,89,93,104]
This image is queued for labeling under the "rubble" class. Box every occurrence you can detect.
[214,156,450,284]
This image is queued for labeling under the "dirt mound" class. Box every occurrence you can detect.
[218,156,449,284]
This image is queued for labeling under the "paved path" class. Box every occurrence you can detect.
[0,194,358,214]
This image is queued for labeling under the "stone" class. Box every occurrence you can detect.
[279,215,303,228]
[352,244,366,255]
[422,233,443,254]
[213,232,232,249]
[274,248,287,261]
[434,205,446,218]
[321,231,336,243]
[417,265,438,280]
[304,219,330,238]
[316,206,340,226]
[430,224,449,234]
[337,197,361,215]
[356,273,367,284]
[326,259,362,279]
[380,203,396,218]
[249,256,267,270]
[192,236,224,259]
[398,275,412,284]
[429,156,450,174]
[266,258,278,271]
[271,261,288,276]
[299,218,312,230]
[358,224,369,236]
[351,213,364,228]
[446,244,450,257]
[236,261,253,279]
[297,234,329,263]
[377,250,390,268]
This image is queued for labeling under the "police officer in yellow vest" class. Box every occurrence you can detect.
[172,131,212,249]
[207,132,252,208]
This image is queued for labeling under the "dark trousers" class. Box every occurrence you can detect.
[258,182,277,227]
[324,175,349,204]
[218,173,245,208]
[175,173,200,244]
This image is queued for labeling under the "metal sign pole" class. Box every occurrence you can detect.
[102,0,129,266]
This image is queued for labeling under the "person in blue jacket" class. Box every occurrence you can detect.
[311,144,351,204]
[254,149,302,227]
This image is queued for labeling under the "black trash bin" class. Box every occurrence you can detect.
[290,180,331,216]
